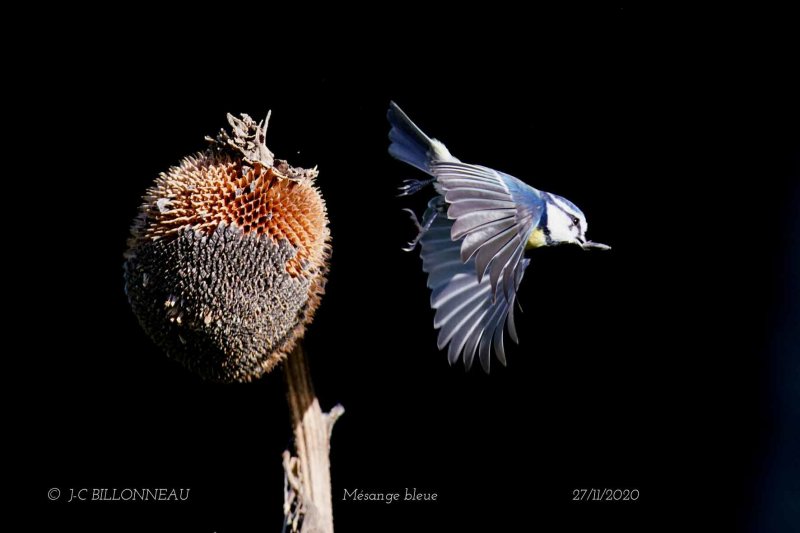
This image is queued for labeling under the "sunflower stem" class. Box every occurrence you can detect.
[282,343,343,533]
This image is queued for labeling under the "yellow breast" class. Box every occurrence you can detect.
[526,228,547,249]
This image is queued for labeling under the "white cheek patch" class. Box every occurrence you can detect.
[546,204,575,243]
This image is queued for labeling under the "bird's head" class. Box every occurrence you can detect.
[543,193,611,251]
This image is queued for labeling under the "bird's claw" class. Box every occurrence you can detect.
[401,208,424,251]
[397,178,435,197]
[400,208,441,251]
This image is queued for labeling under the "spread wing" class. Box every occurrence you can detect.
[420,205,531,371]
[431,161,544,299]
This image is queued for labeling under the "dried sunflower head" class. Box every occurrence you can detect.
[124,113,329,383]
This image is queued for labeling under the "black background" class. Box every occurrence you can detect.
[17,7,798,532]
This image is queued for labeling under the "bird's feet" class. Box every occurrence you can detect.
[397,178,435,197]
[401,208,438,251]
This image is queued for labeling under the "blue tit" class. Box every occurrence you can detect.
[387,102,610,372]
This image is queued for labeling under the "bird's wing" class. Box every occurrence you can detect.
[420,207,530,372]
[431,162,543,299]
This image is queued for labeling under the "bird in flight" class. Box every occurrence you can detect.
[388,102,610,372]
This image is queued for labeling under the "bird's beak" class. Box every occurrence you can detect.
[581,240,612,251]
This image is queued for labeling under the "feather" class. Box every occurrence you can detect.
[462,321,485,370]
[434,163,504,183]
[440,295,488,355]
[387,102,458,173]
[487,237,521,293]
[433,283,490,330]
[430,273,478,308]
[448,199,517,217]
[492,326,507,368]
[445,187,511,203]
[451,211,515,240]
[473,229,518,282]
[439,178,508,194]
[461,223,516,263]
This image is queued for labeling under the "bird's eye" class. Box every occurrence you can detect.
[571,216,580,226]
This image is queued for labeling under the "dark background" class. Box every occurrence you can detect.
[16,7,798,532]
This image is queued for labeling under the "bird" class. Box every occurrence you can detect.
[387,102,610,372]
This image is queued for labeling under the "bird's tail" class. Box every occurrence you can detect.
[387,102,457,175]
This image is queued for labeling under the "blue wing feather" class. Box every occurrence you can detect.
[420,209,531,370]
[432,161,544,294]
